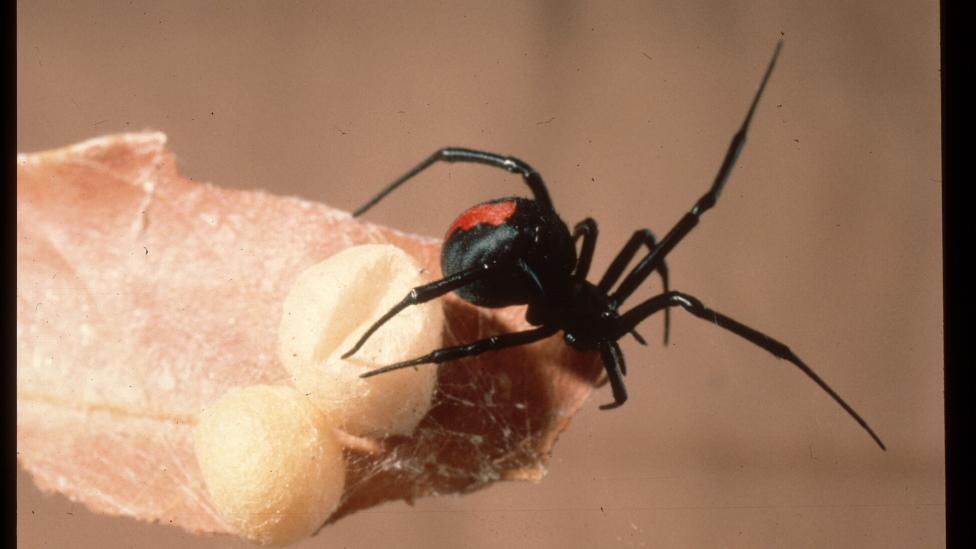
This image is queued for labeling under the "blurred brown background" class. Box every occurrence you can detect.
[17,1,942,547]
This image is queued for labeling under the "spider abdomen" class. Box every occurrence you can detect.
[441,197,576,309]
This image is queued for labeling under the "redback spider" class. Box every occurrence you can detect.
[342,41,885,450]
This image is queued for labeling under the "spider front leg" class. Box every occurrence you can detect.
[615,290,886,450]
[610,40,782,305]
[342,263,504,360]
[572,221,665,346]
[598,228,671,344]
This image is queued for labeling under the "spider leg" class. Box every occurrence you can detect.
[629,329,648,346]
[572,218,598,280]
[616,290,886,450]
[342,263,503,360]
[353,147,553,216]
[359,325,559,378]
[610,40,782,305]
[575,224,663,345]
[598,228,671,344]
[598,340,629,410]
[517,258,555,326]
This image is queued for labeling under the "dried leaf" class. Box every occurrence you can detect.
[16,133,602,538]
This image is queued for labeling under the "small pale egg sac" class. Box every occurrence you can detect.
[193,385,346,546]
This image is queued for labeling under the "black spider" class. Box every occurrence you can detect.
[342,41,885,450]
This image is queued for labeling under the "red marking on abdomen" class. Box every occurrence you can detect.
[446,201,517,238]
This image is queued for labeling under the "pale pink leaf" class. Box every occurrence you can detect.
[16,133,602,538]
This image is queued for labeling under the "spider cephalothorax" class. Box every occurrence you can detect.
[341,41,885,450]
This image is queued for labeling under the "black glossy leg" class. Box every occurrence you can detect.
[616,290,886,450]
[572,218,598,280]
[353,147,553,216]
[518,258,553,326]
[598,340,628,410]
[516,258,546,301]
[598,228,671,344]
[342,263,502,360]
[359,325,559,378]
[610,41,782,305]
